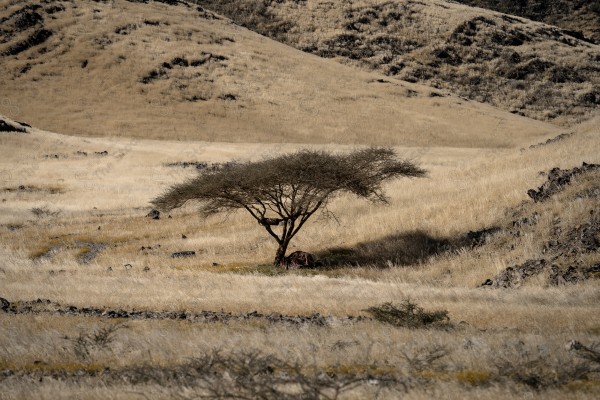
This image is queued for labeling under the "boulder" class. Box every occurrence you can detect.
[147,209,160,219]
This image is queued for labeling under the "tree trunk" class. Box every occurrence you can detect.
[274,241,289,267]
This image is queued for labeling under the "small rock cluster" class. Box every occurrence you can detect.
[527,162,599,202]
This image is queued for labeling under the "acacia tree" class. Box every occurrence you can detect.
[151,148,426,266]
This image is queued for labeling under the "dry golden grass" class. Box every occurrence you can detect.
[0,1,599,398]
[1,112,598,397]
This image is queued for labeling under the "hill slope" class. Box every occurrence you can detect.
[454,0,600,44]
[196,0,600,126]
[0,0,558,147]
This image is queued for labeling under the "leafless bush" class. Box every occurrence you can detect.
[30,206,61,218]
[401,345,450,373]
[65,323,127,361]
[493,341,598,389]
[568,340,600,367]
[117,349,407,399]
[364,299,450,329]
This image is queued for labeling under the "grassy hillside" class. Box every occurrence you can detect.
[454,0,600,43]
[0,0,560,147]
[196,0,600,125]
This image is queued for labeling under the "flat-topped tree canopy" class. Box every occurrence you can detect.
[152,148,426,266]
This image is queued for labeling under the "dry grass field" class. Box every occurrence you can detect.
[1,0,600,399]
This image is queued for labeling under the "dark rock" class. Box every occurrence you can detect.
[171,56,189,67]
[483,259,548,288]
[549,265,587,286]
[171,251,196,258]
[147,209,160,219]
[529,133,573,149]
[0,119,27,133]
[587,263,600,275]
[165,161,208,169]
[0,297,9,311]
[527,162,600,202]
[218,93,237,101]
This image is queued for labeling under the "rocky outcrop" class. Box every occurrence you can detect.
[527,163,600,202]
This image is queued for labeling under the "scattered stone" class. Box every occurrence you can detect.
[164,161,208,169]
[143,266,150,272]
[529,132,573,149]
[171,251,196,258]
[94,150,108,156]
[548,265,586,285]
[482,259,548,288]
[146,209,160,219]
[218,93,237,101]
[484,258,600,288]
[576,186,600,199]
[124,263,133,270]
[212,262,220,266]
[106,267,113,272]
[527,162,600,202]
[181,234,187,239]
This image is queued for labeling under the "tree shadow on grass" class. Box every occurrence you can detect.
[316,230,455,268]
